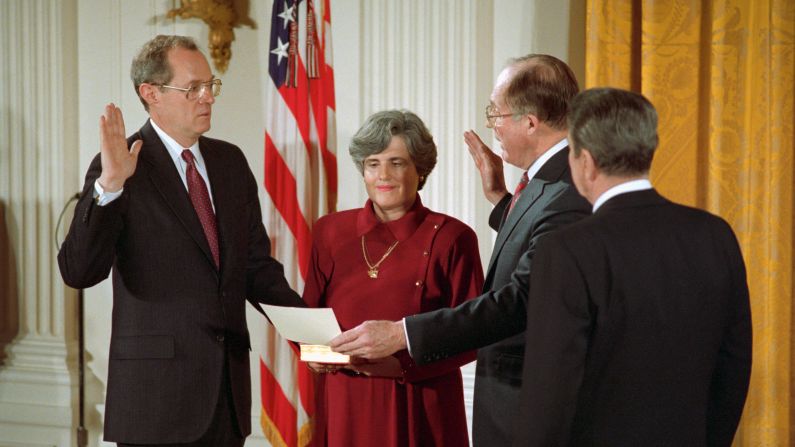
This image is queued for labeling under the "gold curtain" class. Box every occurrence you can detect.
[585,0,794,444]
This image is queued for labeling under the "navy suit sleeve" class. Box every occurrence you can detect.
[58,153,128,289]
[489,193,512,231]
[405,186,590,364]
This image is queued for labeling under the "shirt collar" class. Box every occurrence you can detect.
[592,179,653,212]
[150,118,201,164]
[356,194,429,241]
[526,138,568,181]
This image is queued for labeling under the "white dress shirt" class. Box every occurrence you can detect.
[592,178,653,213]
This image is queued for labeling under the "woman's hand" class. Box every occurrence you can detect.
[306,362,344,374]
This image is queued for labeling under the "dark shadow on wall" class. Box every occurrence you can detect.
[568,0,586,88]
[0,200,20,365]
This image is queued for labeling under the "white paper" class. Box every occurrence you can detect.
[260,305,343,345]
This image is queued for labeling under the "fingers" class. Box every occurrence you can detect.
[464,130,489,155]
[100,103,129,143]
[463,130,481,162]
[103,104,119,138]
[329,325,378,358]
[463,129,485,148]
[306,362,325,373]
[328,326,358,350]
[106,103,127,137]
[334,321,407,359]
[306,362,344,374]
[129,139,143,158]
[97,104,139,192]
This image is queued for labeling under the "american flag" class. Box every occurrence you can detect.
[260,0,336,445]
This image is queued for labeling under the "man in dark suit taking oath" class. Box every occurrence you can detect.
[328,54,591,446]
[514,87,752,446]
[58,35,304,446]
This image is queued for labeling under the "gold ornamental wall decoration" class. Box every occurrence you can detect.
[167,0,237,73]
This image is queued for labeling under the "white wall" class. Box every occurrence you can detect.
[0,0,577,445]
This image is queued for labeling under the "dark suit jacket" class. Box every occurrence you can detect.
[58,121,303,444]
[514,189,752,447]
[404,148,591,445]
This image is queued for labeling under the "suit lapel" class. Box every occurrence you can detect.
[486,180,545,271]
[485,148,571,278]
[138,122,218,272]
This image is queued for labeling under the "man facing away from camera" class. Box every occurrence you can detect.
[513,87,752,446]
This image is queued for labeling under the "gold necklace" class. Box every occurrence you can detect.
[361,235,399,279]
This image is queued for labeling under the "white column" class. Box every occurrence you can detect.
[0,0,81,446]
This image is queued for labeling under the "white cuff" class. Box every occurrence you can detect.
[402,318,414,358]
[94,180,123,206]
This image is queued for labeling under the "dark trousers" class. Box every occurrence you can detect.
[119,353,244,447]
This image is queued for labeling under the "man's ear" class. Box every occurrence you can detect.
[525,113,540,135]
[581,149,599,181]
[139,83,158,109]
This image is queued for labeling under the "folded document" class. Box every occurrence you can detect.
[260,305,350,364]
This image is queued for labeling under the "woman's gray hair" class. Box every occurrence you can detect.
[130,35,199,111]
[349,110,437,190]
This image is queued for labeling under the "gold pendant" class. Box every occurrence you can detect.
[368,268,378,279]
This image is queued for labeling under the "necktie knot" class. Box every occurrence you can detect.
[508,172,530,214]
[518,172,529,187]
[181,149,196,164]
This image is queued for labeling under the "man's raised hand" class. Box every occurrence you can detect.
[97,103,142,192]
[464,129,508,205]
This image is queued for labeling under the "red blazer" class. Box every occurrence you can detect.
[58,121,303,444]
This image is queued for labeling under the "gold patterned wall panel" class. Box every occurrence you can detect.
[586,0,795,445]
[585,0,633,89]
[641,1,703,207]
[723,0,794,444]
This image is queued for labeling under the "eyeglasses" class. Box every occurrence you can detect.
[155,79,222,100]
[485,104,514,128]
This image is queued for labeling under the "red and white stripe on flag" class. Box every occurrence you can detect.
[260,0,336,445]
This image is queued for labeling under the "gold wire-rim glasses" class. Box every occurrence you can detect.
[155,79,222,100]
[485,104,514,128]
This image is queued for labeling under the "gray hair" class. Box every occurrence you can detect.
[130,35,199,111]
[349,110,437,190]
[568,88,658,176]
[503,54,579,130]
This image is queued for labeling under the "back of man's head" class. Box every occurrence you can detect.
[568,87,658,176]
[503,54,579,130]
[130,35,199,111]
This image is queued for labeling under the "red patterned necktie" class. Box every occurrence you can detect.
[181,149,220,268]
[508,172,530,214]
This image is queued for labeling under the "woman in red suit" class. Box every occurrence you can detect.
[303,110,484,446]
